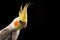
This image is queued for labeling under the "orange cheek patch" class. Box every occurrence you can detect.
[14,21,20,27]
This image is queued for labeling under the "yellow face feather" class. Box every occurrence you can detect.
[12,3,30,30]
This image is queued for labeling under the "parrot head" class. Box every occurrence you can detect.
[12,3,30,30]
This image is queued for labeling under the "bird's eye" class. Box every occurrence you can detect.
[19,20,23,24]
[19,20,27,28]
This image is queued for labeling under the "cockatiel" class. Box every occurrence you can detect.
[0,3,30,40]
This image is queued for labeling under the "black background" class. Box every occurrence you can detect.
[0,0,47,40]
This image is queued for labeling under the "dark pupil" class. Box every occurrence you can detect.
[19,20,23,24]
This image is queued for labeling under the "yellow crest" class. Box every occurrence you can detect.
[18,3,30,23]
